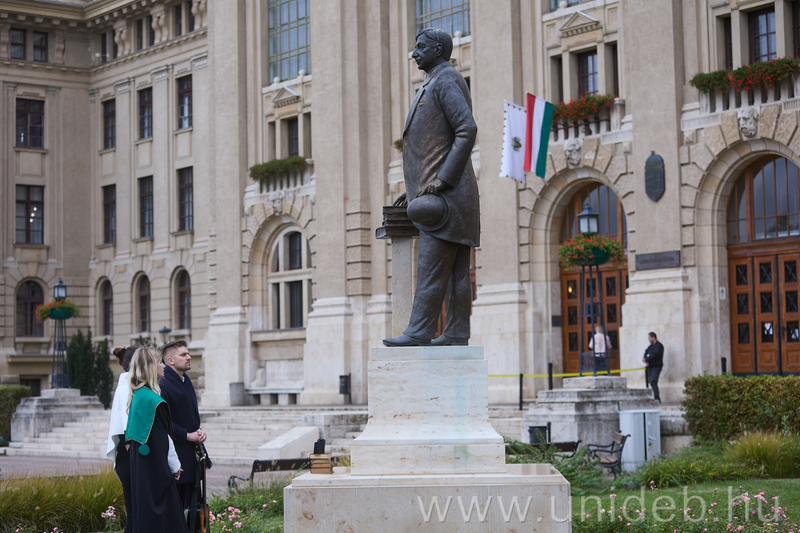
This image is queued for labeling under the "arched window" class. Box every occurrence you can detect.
[16,280,44,337]
[560,183,628,248]
[138,276,150,333]
[177,271,191,330]
[102,281,113,336]
[268,229,312,329]
[727,157,800,244]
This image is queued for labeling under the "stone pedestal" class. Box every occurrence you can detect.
[285,346,571,532]
[10,388,105,442]
[524,376,658,445]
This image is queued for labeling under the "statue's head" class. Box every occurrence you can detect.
[737,106,759,138]
[412,28,453,72]
[564,138,583,167]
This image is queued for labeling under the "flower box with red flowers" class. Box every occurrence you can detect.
[557,233,626,270]
[35,300,81,322]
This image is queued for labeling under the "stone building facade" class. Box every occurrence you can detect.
[2,0,799,406]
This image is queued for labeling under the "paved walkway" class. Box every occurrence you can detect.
[0,453,295,496]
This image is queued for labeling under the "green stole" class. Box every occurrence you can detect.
[125,386,165,456]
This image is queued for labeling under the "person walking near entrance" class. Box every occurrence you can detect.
[642,332,664,402]
[158,339,211,508]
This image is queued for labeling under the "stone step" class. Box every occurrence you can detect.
[4,447,106,460]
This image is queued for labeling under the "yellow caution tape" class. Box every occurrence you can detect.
[488,367,647,379]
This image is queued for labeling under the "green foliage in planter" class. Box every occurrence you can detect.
[67,330,114,408]
[0,467,125,533]
[688,68,731,94]
[557,233,626,270]
[504,435,605,495]
[393,138,403,152]
[553,94,615,124]
[689,57,800,94]
[681,374,800,441]
[35,300,81,322]
[0,385,30,444]
[249,156,307,185]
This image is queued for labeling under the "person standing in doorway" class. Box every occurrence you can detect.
[158,340,211,508]
[642,332,664,402]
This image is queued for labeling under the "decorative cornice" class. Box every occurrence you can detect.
[559,11,601,37]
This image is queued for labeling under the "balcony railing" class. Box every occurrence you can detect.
[244,159,315,212]
[550,98,629,144]
[698,75,800,115]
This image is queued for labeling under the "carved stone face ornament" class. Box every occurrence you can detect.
[564,138,583,167]
[737,106,759,138]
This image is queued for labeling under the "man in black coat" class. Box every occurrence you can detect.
[642,332,664,402]
[158,339,209,507]
[383,27,479,347]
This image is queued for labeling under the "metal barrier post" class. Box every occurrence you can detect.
[548,363,553,390]
[519,373,523,411]
[721,357,727,374]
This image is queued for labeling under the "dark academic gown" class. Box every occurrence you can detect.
[159,366,209,502]
[125,387,187,533]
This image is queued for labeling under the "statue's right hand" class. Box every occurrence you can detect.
[393,192,408,207]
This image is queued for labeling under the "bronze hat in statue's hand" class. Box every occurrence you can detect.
[407,192,449,232]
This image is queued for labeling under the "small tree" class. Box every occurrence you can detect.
[67,329,114,408]
[93,338,114,408]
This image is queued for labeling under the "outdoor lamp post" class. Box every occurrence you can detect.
[159,326,172,345]
[52,279,70,388]
[577,203,599,235]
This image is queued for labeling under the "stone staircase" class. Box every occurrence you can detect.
[6,405,525,465]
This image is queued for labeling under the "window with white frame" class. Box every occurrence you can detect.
[268,0,310,81]
[416,0,470,37]
[268,229,312,329]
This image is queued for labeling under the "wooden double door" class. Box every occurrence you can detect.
[561,266,627,374]
[729,252,800,374]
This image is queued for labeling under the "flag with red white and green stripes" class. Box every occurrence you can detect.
[523,93,554,179]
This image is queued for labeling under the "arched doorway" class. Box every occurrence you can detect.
[727,156,800,375]
[559,184,628,374]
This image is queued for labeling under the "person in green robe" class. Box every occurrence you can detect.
[125,346,187,533]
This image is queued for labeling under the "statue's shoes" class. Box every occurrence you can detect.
[382,333,431,347]
[430,334,469,346]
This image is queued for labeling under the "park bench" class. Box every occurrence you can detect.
[586,431,629,479]
[227,457,341,489]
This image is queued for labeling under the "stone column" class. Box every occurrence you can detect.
[470,0,529,404]
[202,0,248,406]
[150,66,172,255]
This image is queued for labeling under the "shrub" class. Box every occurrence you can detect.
[725,430,800,479]
[208,476,291,533]
[634,441,761,488]
[504,435,605,495]
[67,330,114,408]
[0,385,30,444]
[249,156,307,185]
[0,467,125,533]
[681,374,800,441]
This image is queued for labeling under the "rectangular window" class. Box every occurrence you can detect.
[139,88,153,139]
[137,19,144,50]
[16,185,44,244]
[187,0,196,31]
[750,8,776,64]
[611,43,619,97]
[101,32,108,63]
[140,177,154,238]
[112,30,118,59]
[578,50,599,97]
[103,185,116,244]
[287,117,299,157]
[415,0,470,37]
[288,232,302,269]
[795,3,800,59]
[10,28,25,60]
[33,31,47,62]
[103,99,116,149]
[724,16,733,70]
[147,15,155,46]
[16,99,44,149]
[178,75,192,129]
[179,167,194,231]
[288,280,303,328]
[268,0,311,81]
[175,3,183,37]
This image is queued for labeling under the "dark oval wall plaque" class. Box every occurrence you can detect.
[645,151,665,202]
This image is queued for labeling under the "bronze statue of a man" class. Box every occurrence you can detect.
[383,28,479,347]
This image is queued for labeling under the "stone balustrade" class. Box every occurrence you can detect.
[550,98,629,145]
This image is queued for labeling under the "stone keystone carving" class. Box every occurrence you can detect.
[737,106,759,139]
[564,138,583,167]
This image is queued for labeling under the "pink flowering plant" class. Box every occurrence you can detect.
[207,480,288,533]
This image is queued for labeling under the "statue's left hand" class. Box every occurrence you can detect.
[417,179,448,197]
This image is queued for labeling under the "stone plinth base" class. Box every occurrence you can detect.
[524,376,658,445]
[284,464,571,532]
[10,389,105,442]
[350,346,505,475]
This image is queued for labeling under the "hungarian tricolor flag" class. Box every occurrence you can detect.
[523,93,554,179]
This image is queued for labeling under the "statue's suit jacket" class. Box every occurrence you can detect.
[403,62,480,247]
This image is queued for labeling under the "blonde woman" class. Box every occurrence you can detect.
[125,346,187,533]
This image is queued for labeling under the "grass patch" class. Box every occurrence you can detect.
[725,431,800,479]
[208,475,290,533]
[0,466,125,533]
